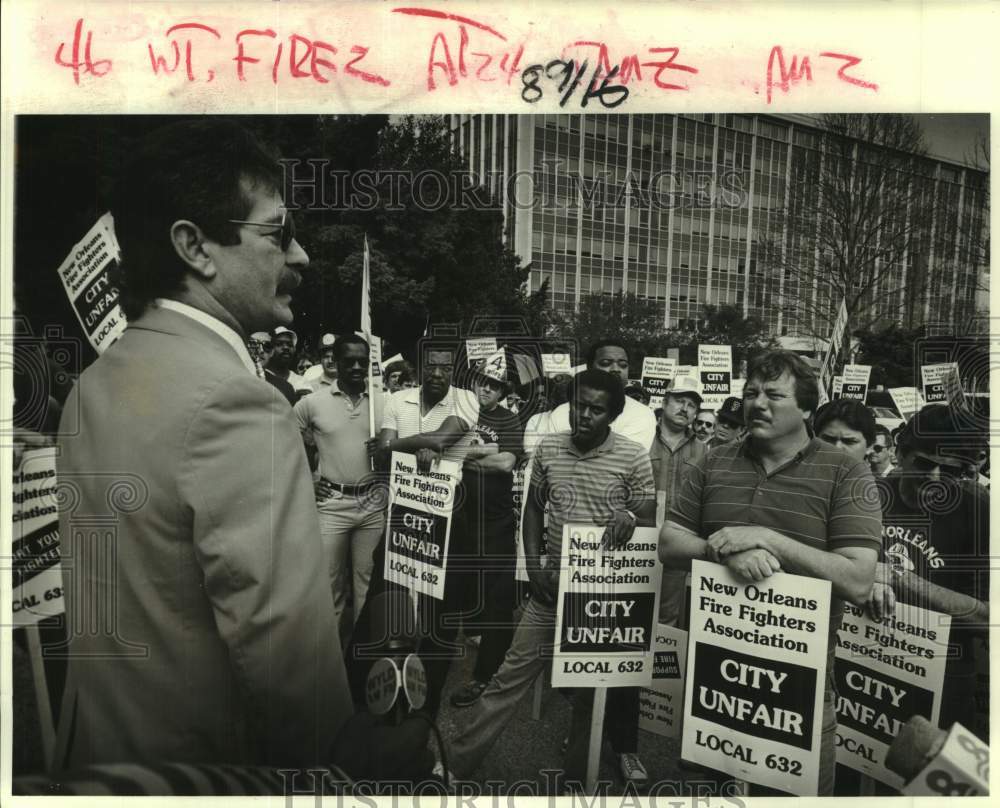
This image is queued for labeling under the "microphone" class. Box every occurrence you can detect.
[885,716,989,796]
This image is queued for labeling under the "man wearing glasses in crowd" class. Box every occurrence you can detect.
[692,409,716,443]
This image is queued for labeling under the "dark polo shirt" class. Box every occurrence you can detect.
[669,436,882,662]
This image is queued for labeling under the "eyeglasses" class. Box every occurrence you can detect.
[694,420,715,428]
[228,210,297,251]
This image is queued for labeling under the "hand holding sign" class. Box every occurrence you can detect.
[602,509,638,549]
[414,447,439,473]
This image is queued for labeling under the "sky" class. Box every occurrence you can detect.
[917,113,988,166]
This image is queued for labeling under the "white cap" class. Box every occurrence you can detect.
[668,375,703,404]
[272,326,298,346]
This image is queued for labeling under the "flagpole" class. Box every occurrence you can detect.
[362,235,376,443]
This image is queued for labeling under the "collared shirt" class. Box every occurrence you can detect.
[155,298,256,377]
[382,385,480,470]
[531,430,655,558]
[308,375,336,392]
[670,436,882,660]
[548,395,657,452]
[294,381,384,484]
[649,426,708,524]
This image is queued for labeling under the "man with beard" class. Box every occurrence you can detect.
[267,326,311,399]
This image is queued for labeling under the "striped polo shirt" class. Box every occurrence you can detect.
[669,436,882,654]
[382,385,479,471]
[530,430,655,557]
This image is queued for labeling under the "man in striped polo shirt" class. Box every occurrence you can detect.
[659,350,880,796]
[345,343,479,717]
[449,369,656,787]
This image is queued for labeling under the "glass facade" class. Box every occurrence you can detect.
[454,113,988,344]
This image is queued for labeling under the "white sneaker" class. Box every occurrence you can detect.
[618,752,648,784]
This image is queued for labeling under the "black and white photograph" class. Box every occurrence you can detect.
[2,1,995,803]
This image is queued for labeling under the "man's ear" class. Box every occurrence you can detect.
[170,220,215,279]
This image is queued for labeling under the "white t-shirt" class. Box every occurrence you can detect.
[547,395,656,452]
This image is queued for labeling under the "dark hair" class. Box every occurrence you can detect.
[874,424,893,446]
[568,369,626,421]
[813,400,877,447]
[332,333,369,360]
[896,404,987,461]
[585,338,631,368]
[745,350,819,415]
[113,120,283,320]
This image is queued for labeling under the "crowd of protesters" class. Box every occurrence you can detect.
[9,119,989,797]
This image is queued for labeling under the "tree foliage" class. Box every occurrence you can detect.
[549,294,775,373]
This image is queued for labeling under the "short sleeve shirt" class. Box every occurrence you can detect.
[466,404,524,519]
[670,437,882,659]
[548,395,657,452]
[879,472,989,737]
[382,385,480,470]
[531,431,655,558]
[294,381,384,484]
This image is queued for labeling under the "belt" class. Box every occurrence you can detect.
[320,477,377,496]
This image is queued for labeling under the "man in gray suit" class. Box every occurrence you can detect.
[54,121,428,779]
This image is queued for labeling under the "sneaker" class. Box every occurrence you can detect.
[450,679,489,708]
[618,752,648,784]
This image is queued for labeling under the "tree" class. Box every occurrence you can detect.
[549,296,775,373]
[758,114,942,361]
[549,291,672,366]
[297,115,545,354]
[855,323,926,388]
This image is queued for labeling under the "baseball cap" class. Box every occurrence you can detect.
[272,326,298,346]
[667,375,703,405]
[716,396,744,426]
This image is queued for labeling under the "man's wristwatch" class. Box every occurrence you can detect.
[624,509,638,523]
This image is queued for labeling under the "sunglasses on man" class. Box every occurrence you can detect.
[228,209,297,252]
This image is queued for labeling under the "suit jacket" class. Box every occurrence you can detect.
[53,305,351,769]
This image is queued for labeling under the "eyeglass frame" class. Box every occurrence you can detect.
[227,209,297,252]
